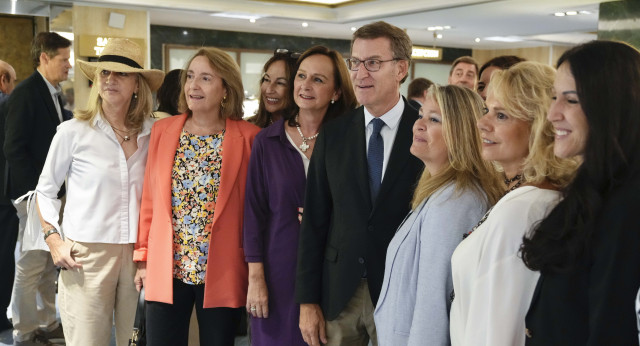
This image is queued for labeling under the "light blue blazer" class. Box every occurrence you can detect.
[374,183,489,346]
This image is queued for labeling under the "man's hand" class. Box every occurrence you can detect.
[299,303,327,346]
[45,234,81,270]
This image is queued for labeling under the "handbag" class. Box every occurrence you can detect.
[129,287,147,346]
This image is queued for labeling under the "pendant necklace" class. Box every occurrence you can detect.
[295,114,319,152]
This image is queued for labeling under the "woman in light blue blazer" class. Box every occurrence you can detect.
[374,84,502,346]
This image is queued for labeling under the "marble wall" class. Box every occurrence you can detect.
[599,0,640,50]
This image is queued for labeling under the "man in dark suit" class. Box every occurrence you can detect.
[0,59,18,333]
[406,77,433,111]
[296,21,423,346]
[4,32,71,346]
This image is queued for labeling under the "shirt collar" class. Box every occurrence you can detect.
[37,69,62,97]
[93,112,154,138]
[363,95,404,130]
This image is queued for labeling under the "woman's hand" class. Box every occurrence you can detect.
[134,262,147,292]
[246,262,269,318]
[299,303,327,346]
[45,234,81,270]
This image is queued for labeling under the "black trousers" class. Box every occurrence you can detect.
[146,279,242,346]
[0,202,18,331]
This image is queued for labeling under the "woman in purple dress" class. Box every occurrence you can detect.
[243,45,357,345]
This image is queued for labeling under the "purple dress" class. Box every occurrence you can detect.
[243,119,307,346]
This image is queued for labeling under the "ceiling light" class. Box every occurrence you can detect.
[350,27,357,31]
[475,38,480,43]
[566,11,578,15]
[554,12,566,17]
[436,34,443,39]
[302,22,309,28]
[579,10,591,15]
[428,26,450,31]
[444,26,451,30]
[484,36,524,43]
[183,30,188,35]
[211,12,263,21]
[249,18,256,23]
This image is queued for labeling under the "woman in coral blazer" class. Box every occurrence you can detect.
[134,48,259,346]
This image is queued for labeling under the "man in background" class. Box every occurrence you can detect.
[0,59,18,333]
[406,77,433,110]
[4,32,71,346]
[448,56,478,91]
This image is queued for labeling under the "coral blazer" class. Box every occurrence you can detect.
[134,114,260,308]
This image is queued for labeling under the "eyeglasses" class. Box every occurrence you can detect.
[274,48,301,60]
[346,58,400,72]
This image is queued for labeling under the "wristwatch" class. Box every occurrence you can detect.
[43,228,59,241]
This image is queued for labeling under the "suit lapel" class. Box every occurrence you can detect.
[372,100,417,213]
[158,114,187,215]
[210,118,243,226]
[350,108,373,209]
[34,72,61,126]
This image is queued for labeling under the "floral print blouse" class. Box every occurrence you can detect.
[171,129,224,285]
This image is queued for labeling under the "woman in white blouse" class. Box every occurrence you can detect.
[449,62,577,346]
[374,84,502,346]
[35,38,163,346]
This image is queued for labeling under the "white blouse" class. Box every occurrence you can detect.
[36,114,154,244]
[449,186,561,346]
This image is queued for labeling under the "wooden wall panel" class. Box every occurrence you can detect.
[0,16,34,83]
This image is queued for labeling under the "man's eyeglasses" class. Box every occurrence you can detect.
[346,58,400,72]
[274,48,301,60]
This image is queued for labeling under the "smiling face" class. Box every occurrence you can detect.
[547,63,588,159]
[350,37,407,117]
[184,55,227,116]
[261,60,289,116]
[448,62,477,90]
[410,97,448,175]
[477,65,500,101]
[98,69,139,109]
[477,93,531,175]
[294,54,339,115]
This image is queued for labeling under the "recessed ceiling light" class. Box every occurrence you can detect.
[436,34,443,39]
[428,25,451,31]
[475,38,480,43]
[566,11,578,15]
[350,27,357,31]
[249,18,256,23]
[579,10,591,15]
[554,12,566,17]
[302,22,309,28]
[183,30,188,35]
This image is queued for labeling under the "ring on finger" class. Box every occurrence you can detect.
[250,307,257,311]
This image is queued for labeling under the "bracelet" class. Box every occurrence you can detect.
[43,228,59,241]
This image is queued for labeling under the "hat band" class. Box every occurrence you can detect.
[98,55,142,69]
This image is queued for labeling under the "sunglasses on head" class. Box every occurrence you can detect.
[274,48,301,59]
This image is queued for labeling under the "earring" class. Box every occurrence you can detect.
[330,98,335,104]
[220,96,227,108]
[133,93,138,99]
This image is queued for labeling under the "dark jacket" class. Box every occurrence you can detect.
[295,100,423,320]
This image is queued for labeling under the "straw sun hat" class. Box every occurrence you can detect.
[76,38,165,91]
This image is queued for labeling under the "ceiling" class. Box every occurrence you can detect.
[23,0,611,49]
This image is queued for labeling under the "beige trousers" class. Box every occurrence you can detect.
[58,240,138,346]
[325,279,378,346]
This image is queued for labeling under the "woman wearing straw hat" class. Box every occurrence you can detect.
[35,38,164,346]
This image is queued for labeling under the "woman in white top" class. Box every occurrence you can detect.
[375,84,502,346]
[36,38,164,346]
[449,62,577,346]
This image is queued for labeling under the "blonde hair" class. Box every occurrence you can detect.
[411,84,503,209]
[178,48,243,120]
[488,61,578,187]
[75,69,153,131]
